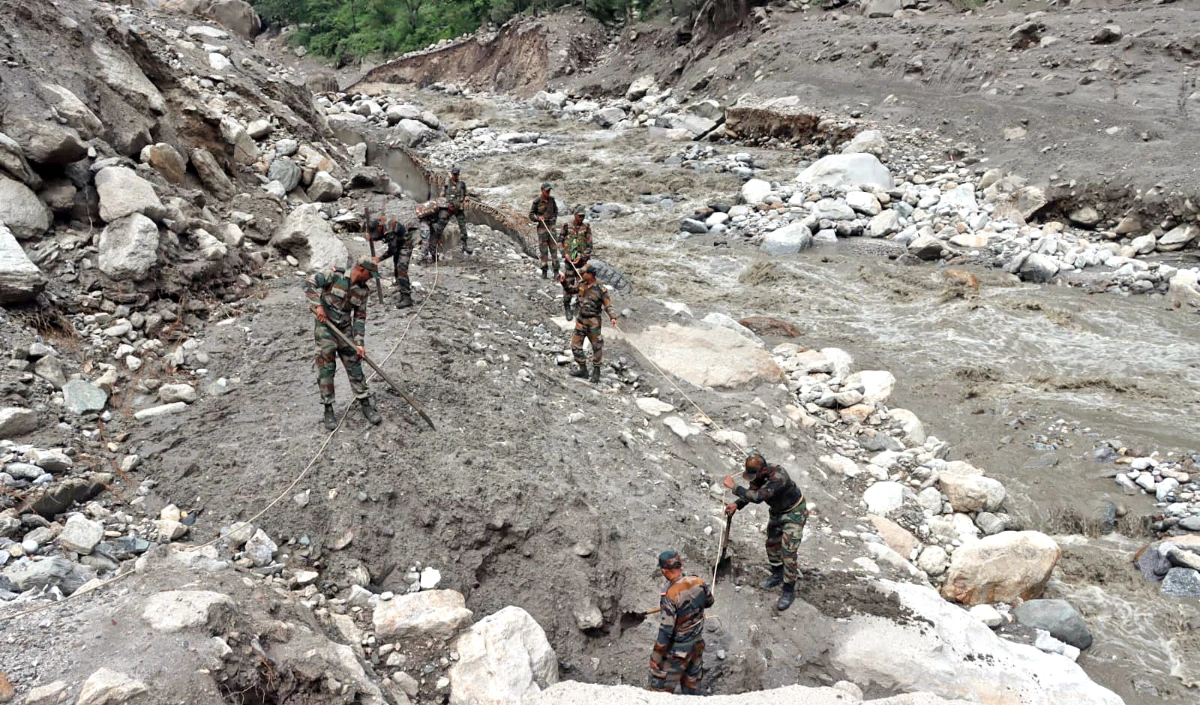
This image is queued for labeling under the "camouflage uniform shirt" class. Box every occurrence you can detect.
[529,195,558,227]
[575,282,615,321]
[442,178,467,211]
[733,463,804,516]
[304,268,369,345]
[561,221,593,264]
[654,574,714,656]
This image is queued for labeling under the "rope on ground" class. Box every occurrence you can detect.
[0,260,443,625]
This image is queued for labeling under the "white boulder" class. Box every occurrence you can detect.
[373,589,474,640]
[449,606,558,705]
[797,153,893,190]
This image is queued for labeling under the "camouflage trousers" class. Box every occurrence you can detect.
[421,221,446,263]
[648,640,704,694]
[453,212,468,246]
[314,322,368,405]
[766,499,809,584]
[390,237,415,296]
[571,316,604,365]
[537,225,559,271]
[560,258,587,306]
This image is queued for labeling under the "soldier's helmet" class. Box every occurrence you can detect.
[355,257,379,279]
[744,453,767,479]
[657,550,683,571]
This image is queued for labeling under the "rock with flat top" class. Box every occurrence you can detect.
[76,668,147,705]
[797,153,893,190]
[142,590,235,633]
[942,531,1060,605]
[96,167,162,223]
[373,589,473,640]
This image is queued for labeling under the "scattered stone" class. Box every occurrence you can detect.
[133,402,188,420]
[1162,568,1200,598]
[308,171,343,202]
[761,222,813,255]
[0,176,52,239]
[75,668,147,705]
[0,407,38,439]
[142,590,235,633]
[159,383,198,404]
[863,481,906,515]
[59,514,104,555]
[0,223,45,302]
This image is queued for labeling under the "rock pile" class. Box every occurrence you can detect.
[765,342,1090,661]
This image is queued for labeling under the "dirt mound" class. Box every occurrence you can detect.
[355,12,609,96]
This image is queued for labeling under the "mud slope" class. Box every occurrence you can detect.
[359,12,609,96]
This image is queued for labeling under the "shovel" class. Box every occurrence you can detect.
[712,513,734,586]
[323,322,436,430]
[619,606,660,630]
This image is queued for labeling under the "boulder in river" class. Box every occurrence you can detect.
[1013,599,1093,650]
[625,322,784,389]
[942,531,1060,605]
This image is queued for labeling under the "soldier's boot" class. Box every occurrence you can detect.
[758,566,785,590]
[541,265,548,279]
[589,365,601,383]
[360,398,382,425]
[569,362,588,379]
[563,299,573,321]
[461,237,472,255]
[395,293,414,309]
[322,404,337,431]
[777,583,796,611]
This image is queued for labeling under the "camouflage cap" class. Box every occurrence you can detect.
[354,257,379,278]
[451,165,461,174]
[583,264,597,276]
[573,205,586,216]
[658,550,682,570]
[744,452,767,476]
[541,182,553,191]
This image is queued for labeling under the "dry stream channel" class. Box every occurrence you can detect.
[392,90,1200,703]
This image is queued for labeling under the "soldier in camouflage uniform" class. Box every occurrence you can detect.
[418,199,452,265]
[558,206,594,320]
[724,453,809,611]
[570,265,617,383]
[442,165,471,254]
[367,216,416,309]
[648,550,714,695]
[528,182,559,278]
[304,257,383,429]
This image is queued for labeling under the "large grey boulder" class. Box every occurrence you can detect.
[63,379,109,414]
[842,129,889,156]
[449,606,558,705]
[0,223,45,303]
[268,159,302,193]
[1018,252,1060,283]
[37,83,104,139]
[395,119,434,147]
[863,0,902,17]
[75,669,147,705]
[91,40,166,114]
[761,222,813,255]
[0,176,52,239]
[3,556,97,595]
[98,213,160,281]
[0,407,38,439]
[9,118,87,165]
[942,531,1060,605]
[797,153,894,190]
[60,514,105,555]
[0,131,40,186]
[908,233,945,261]
[1013,599,1093,650]
[372,589,473,640]
[1158,224,1198,252]
[307,171,343,202]
[142,590,236,632]
[271,204,348,272]
[190,147,236,201]
[197,0,262,38]
[96,167,163,223]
